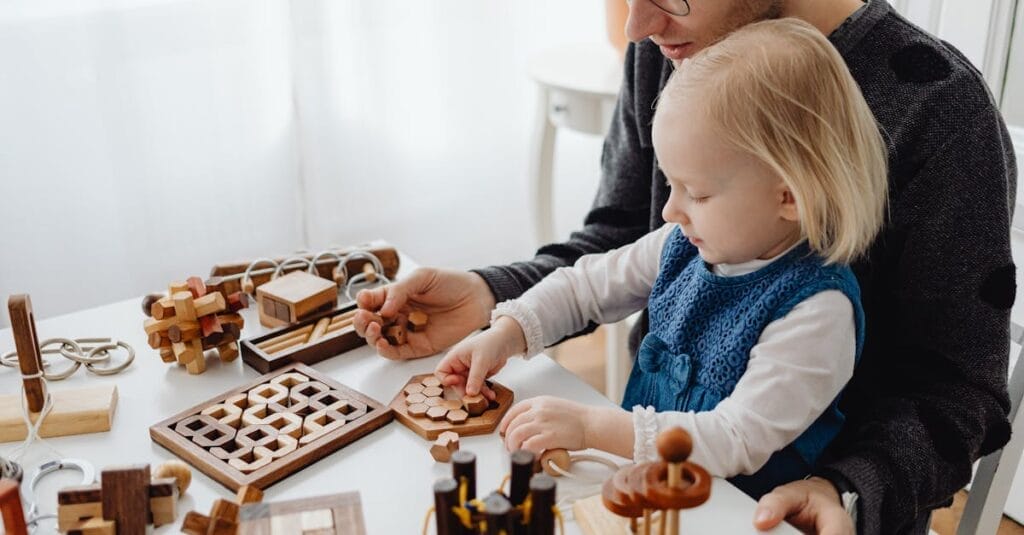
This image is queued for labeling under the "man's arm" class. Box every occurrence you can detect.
[816,104,1017,534]
[474,42,660,303]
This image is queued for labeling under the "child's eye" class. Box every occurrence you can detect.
[688,193,709,204]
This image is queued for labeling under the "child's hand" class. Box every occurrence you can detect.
[498,396,591,454]
[434,316,527,398]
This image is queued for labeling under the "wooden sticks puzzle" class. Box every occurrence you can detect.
[389,374,513,441]
[142,276,249,375]
[149,363,392,491]
[240,306,360,374]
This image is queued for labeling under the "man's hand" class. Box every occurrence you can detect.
[753,477,854,535]
[354,267,496,359]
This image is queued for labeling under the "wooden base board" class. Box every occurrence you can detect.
[0,385,117,443]
[388,374,513,441]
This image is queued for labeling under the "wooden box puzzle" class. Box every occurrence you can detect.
[240,305,360,374]
[388,374,513,440]
[256,271,337,329]
[150,363,392,491]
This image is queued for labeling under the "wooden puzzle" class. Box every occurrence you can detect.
[1,479,28,535]
[256,271,337,329]
[150,363,392,491]
[142,276,249,375]
[432,450,557,535]
[206,242,400,298]
[0,295,117,443]
[389,374,513,441]
[238,490,367,535]
[240,306,360,374]
[574,427,711,535]
[56,464,178,534]
[181,484,263,535]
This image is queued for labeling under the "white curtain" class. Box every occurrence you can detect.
[0,0,607,324]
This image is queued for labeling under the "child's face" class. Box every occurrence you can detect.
[653,98,801,265]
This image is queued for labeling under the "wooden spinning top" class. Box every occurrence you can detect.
[601,427,711,533]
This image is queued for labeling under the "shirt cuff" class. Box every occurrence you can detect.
[491,300,544,359]
[632,405,659,463]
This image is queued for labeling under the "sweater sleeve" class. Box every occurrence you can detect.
[472,41,658,304]
[492,224,672,358]
[815,106,1016,534]
[631,291,857,477]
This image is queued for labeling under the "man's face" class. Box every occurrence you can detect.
[626,0,781,63]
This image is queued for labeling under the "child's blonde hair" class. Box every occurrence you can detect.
[658,18,888,264]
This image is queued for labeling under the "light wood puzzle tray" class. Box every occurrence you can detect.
[150,363,392,491]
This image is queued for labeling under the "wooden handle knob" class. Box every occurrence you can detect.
[656,427,693,463]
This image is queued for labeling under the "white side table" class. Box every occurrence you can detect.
[528,44,636,402]
[528,43,623,246]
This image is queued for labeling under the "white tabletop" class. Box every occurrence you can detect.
[0,275,794,534]
[528,43,623,98]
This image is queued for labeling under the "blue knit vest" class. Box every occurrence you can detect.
[621,227,865,499]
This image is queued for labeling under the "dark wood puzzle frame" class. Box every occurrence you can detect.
[240,304,362,374]
[150,363,392,492]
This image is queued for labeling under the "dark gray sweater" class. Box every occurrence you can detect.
[475,1,1017,533]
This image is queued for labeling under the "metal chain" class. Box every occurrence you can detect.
[1,337,134,380]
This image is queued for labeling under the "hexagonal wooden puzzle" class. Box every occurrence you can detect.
[150,363,392,491]
[388,374,513,440]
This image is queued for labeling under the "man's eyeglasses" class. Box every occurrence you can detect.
[625,0,691,17]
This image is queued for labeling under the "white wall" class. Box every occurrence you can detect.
[0,0,608,325]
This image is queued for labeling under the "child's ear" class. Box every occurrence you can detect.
[779,187,799,222]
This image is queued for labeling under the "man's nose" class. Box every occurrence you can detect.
[625,0,669,43]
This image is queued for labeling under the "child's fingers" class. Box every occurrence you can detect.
[521,435,556,456]
[464,353,492,396]
[480,384,496,401]
[505,420,543,453]
[498,400,532,439]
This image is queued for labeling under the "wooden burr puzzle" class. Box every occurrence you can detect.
[240,305,360,374]
[149,363,392,491]
[389,374,513,441]
[142,276,249,375]
[56,464,178,535]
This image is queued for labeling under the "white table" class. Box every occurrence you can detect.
[0,273,794,534]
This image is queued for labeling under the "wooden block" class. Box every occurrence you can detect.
[307,317,331,344]
[66,517,116,535]
[408,403,429,417]
[169,281,189,295]
[383,325,406,345]
[445,410,468,425]
[209,498,240,523]
[169,323,202,343]
[187,276,207,298]
[58,501,103,531]
[239,305,364,374]
[226,292,249,313]
[8,295,46,412]
[1,479,28,535]
[236,485,263,505]
[430,431,460,463]
[199,314,224,339]
[194,292,227,317]
[185,339,207,374]
[407,310,429,332]
[151,297,176,320]
[150,495,177,526]
[173,291,199,322]
[463,395,488,417]
[101,465,150,535]
[0,385,117,443]
[181,511,211,535]
[206,516,237,535]
[256,271,338,328]
[218,343,239,363]
[159,347,176,363]
[422,386,443,398]
[426,406,448,421]
[403,383,424,396]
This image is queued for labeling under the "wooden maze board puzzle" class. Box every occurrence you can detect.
[388,374,513,441]
[150,363,392,491]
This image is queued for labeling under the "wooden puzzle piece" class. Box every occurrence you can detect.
[256,271,338,329]
[150,364,392,491]
[238,491,366,535]
[181,484,262,535]
[57,468,178,533]
[430,432,460,463]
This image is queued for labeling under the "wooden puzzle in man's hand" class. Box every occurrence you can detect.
[388,374,513,440]
[150,363,392,491]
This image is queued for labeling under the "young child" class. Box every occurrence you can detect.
[436,18,887,498]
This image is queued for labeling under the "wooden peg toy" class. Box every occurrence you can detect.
[592,427,711,535]
[57,464,178,534]
[431,449,558,535]
[0,479,28,535]
[0,295,118,443]
[256,271,337,329]
[141,277,249,375]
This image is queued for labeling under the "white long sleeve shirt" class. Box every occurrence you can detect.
[493,224,856,477]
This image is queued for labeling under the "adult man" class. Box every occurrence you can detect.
[356,1,1016,532]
